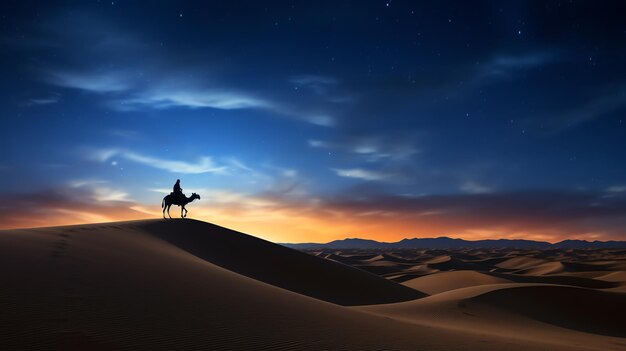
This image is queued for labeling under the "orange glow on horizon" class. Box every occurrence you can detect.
[0,201,620,244]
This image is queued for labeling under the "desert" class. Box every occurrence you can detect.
[1,219,624,350]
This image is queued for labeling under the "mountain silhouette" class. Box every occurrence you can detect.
[281,237,626,249]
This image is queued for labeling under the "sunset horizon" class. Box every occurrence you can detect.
[1,212,621,245]
[1,2,625,350]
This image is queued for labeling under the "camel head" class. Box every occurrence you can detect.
[190,193,201,201]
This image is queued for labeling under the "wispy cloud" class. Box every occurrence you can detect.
[290,74,338,95]
[89,149,227,174]
[0,186,145,229]
[68,179,133,202]
[28,93,60,105]
[31,12,340,127]
[332,168,391,181]
[319,189,626,241]
[42,66,338,127]
[45,70,133,93]
[607,185,626,193]
[309,135,419,162]
[291,75,338,86]
[479,51,557,79]
[460,181,492,194]
[492,52,555,69]
[118,88,272,110]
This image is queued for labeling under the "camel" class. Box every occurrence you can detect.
[162,192,200,219]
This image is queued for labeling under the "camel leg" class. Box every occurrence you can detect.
[181,206,185,218]
[163,203,167,219]
[167,205,172,219]
[184,207,188,218]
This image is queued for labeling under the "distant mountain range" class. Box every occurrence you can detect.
[280,237,626,249]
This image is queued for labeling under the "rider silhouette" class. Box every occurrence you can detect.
[173,179,183,200]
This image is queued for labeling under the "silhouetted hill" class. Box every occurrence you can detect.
[555,239,626,249]
[281,237,626,249]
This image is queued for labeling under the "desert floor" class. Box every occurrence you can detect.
[1,219,624,350]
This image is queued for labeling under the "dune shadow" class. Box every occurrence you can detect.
[471,285,626,338]
[137,219,426,306]
[485,272,621,289]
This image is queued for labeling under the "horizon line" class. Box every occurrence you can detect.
[3,217,622,245]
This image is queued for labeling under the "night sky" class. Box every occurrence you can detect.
[1,1,626,243]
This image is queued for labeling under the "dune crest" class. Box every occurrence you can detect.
[402,270,511,294]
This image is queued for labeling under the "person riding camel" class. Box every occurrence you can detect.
[173,179,184,200]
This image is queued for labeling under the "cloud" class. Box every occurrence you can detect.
[118,88,272,110]
[69,179,133,202]
[319,189,626,241]
[460,181,492,194]
[42,66,338,127]
[303,115,335,127]
[45,70,133,93]
[491,52,555,69]
[290,75,338,95]
[28,93,60,105]
[121,84,338,126]
[607,185,626,193]
[68,179,109,188]
[291,75,338,86]
[28,12,340,127]
[2,183,626,242]
[89,149,227,174]
[0,183,143,229]
[224,158,257,174]
[479,51,557,79]
[309,135,419,162]
[167,187,626,242]
[333,168,391,181]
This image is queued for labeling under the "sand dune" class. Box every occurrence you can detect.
[361,283,626,351]
[0,220,436,350]
[424,255,452,264]
[138,220,424,305]
[514,261,566,275]
[1,219,624,350]
[402,271,511,294]
[303,246,626,350]
[487,272,620,289]
[471,285,626,337]
[597,271,626,282]
[495,256,549,271]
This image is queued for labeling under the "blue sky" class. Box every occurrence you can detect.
[1,1,626,242]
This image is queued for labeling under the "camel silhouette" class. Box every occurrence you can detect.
[162,192,201,219]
